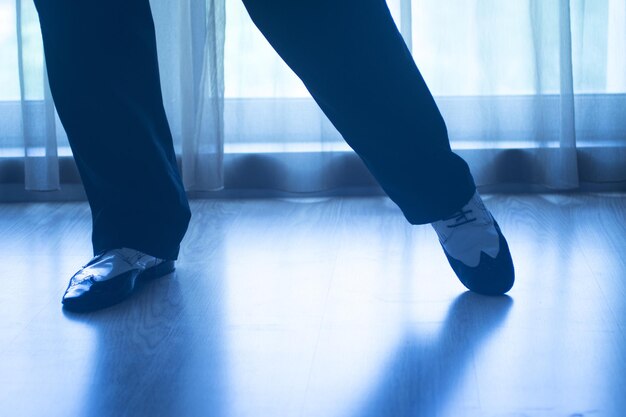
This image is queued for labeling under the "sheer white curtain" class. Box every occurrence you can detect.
[1,0,625,199]
[152,0,225,191]
[0,0,225,194]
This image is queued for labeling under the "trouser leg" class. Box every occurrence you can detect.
[33,0,191,259]
[241,0,476,224]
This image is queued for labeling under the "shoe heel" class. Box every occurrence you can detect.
[141,260,176,280]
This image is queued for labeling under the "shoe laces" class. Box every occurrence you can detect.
[442,208,477,228]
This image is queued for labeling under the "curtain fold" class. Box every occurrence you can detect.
[149,0,225,192]
[555,0,579,189]
[1,0,625,199]
[178,0,225,191]
[16,0,59,191]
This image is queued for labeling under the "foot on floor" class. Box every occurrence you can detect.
[431,191,515,295]
[62,247,175,312]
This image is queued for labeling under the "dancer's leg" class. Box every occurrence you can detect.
[241,0,514,295]
[33,0,191,260]
[241,0,475,224]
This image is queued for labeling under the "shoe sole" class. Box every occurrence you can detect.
[62,260,176,313]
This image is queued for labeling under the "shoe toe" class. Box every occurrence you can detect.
[61,270,137,311]
[62,281,93,301]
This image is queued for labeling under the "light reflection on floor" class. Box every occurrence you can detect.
[0,195,624,416]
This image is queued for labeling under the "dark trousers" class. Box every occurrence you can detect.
[33,0,476,261]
